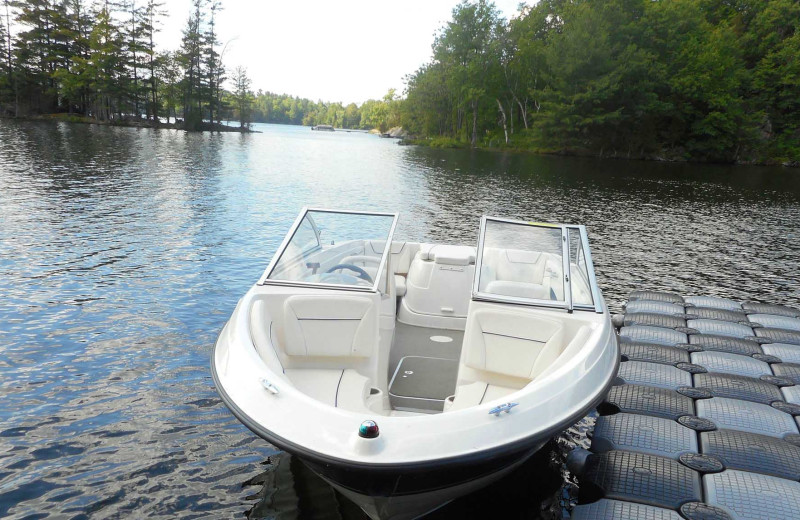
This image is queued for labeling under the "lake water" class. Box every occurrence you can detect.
[1,120,799,519]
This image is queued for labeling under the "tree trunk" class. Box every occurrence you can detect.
[515,97,529,130]
[509,99,513,135]
[471,100,478,148]
[496,98,508,145]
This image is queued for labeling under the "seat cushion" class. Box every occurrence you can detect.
[495,248,547,284]
[336,370,372,412]
[485,280,552,300]
[284,369,342,406]
[394,275,407,297]
[285,368,372,413]
[448,381,517,411]
[463,307,564,379]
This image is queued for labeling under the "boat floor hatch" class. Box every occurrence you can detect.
[389,323,464,369]
[389,356,459,413]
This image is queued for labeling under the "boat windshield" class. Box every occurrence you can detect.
[260,208,398,292]
[473,217,602,312]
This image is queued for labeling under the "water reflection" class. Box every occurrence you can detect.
[0,119,798,518]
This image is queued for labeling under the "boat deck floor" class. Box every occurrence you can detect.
[388,323,464,413]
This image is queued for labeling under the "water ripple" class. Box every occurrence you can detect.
[0,120,798,518]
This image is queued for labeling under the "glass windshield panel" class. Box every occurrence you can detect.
[267,210,395,289]
[568,228,594,307]
[478,220,565,301]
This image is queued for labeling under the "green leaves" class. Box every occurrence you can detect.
[402,0,800,163]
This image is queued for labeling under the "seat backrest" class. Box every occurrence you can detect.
[283,295,377,357]
[462,306,564,380]
[494,249,547,284]
[419,244,476,266]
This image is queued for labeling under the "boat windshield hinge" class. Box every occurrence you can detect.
[489,402,518,416]
[260,378,279,395]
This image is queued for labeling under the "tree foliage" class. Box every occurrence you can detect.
[0,0,229,128]
[401,0,800,163]
[245,89,399,130]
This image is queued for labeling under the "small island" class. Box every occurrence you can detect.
[0,0,258,133]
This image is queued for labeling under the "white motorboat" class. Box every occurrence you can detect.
[212,208,619,519]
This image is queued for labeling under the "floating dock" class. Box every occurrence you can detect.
[568,290,800,520]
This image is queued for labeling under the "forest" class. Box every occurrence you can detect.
[0,0,400,132]
[2,0,797,163]
[249,90,401,132]
[399,0,800,164]
[0,0,241,129]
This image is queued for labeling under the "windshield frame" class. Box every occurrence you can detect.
[257,207,399,293]
[471,216,603,313]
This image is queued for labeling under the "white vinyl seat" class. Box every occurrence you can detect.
[394,275,407,297]
[283,295,376,357]
[462,308,564,379]
[284,368,373,413]
[485,280,552,300]
[447,381,518,411]
[419,244,476,265]
[448,304,566,411]
[281,294,380,413]
[495,249,546,284]
[400,244,477,325]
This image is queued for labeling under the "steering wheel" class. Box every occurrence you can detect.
[325,263,374,284]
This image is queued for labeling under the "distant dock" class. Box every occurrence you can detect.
[568,290,800,519]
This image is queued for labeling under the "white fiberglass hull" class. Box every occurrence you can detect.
[213,211,619,519]
[212,296,618,519]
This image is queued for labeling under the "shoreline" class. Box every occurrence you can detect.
[400,138,800,169]
[0,113,260,133]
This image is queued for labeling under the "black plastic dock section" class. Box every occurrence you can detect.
[569,291,800,520]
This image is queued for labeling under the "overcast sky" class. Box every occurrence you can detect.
[157,0,524,104]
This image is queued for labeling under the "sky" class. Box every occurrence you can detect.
[157,0,525,105]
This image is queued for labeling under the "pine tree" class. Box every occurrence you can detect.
[50,0,87,114]
[0,4,9,107]
[140,0,164,121]
[179,0,205,128]
[156,49,180,122]
[13,0,63,112]
[204,0,223,125]
[231,65,251,128]
[84,5,125,121]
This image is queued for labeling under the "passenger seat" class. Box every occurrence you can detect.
[280,294,381,413]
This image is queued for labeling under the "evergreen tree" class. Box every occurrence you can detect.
[13,0,62,112]
[204,0,223,125]
[84,5,125,121]
[156,49,180,122]
[231,64,251,128]
[122,0,146,117]
[140,0,164,121]
[0,4,9,108]
[179,0,205,128]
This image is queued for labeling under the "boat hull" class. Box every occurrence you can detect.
[312,445,540,520]
[211,282,620,519]
[213,341,613,519]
